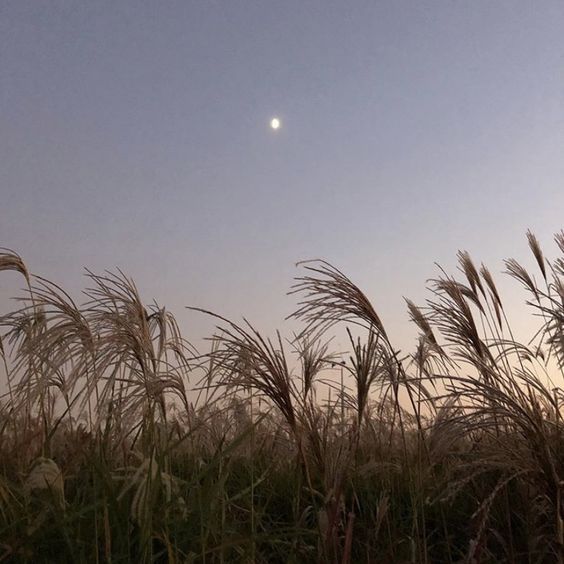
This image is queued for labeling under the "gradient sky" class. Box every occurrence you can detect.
[2,1,564,352]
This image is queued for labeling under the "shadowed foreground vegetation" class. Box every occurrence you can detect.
[1,232,563,563]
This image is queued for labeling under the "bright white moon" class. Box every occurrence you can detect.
[270,117,281,130]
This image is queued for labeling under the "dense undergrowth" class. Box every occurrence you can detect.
[0,231,563,563]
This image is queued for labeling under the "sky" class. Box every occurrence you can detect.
[2,1,564,354]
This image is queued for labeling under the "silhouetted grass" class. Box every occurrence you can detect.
[0,232,563,563]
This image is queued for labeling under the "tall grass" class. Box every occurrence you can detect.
[0,233,563,563]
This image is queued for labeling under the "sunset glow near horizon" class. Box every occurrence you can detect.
[2,2,564,356]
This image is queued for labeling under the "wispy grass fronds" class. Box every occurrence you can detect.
[189,309,300,435]
[289,260,387,338]
[0,249,30,284]
[0,233,563,563]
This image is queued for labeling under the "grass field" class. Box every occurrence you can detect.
[0,232,563,563]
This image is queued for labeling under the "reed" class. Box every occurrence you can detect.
[0,233,562,563]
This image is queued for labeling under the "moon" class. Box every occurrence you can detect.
[270,117,281,130]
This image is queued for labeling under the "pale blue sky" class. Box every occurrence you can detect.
[2,1,564,351]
